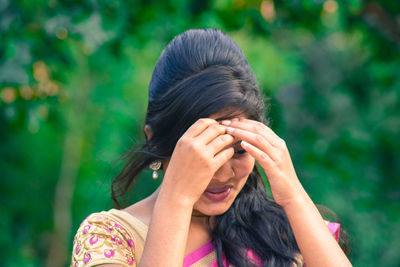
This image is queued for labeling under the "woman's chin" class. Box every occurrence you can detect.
[193,202,232,217]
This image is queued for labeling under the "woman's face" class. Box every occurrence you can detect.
[159,112,256,217]
[191,112,255,217]
[192,135,255,217]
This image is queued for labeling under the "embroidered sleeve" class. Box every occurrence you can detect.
[71,213,136,267]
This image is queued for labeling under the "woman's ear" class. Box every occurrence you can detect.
[144,124,153,140]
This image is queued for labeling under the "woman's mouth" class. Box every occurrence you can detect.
[203,185,232,202]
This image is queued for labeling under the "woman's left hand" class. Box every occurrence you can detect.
[223,118,353,267]
[222,118,305,208]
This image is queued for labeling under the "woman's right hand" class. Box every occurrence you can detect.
[160,118,235,207]
[140,118,234,267]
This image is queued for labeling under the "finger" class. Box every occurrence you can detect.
[196,123,227,145]
[240,118,282,142]
[226,127,278,161]
[241,141,274,170]
[207,134,234,155]
[213,147,234,168]
[222,119,279,147]
[184,118,218,138]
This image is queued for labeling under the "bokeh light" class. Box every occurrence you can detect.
[260,1,276,22]
[1,87,17,103]
[324,0,339,14]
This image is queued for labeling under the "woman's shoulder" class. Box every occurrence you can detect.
[70,209,147,267]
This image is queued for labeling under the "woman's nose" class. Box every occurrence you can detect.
[213,161,235,182]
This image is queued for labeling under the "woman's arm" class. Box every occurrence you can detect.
[138,119,234,267]
[138,189,193,267]
[282,189,349,266]
[223,119,352,267]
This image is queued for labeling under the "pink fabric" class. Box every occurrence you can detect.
[209,252,229,267]
[209,249,261,267]
[327,222,341,242]
[183,241,214,267]
[184,223,340,266]
[246,249,263,265]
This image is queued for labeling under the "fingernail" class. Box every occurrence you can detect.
[226,127,234,133]
[241,141,249,147]
[221,120,231,126]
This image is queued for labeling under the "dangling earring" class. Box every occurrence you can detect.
[149,161,161,179]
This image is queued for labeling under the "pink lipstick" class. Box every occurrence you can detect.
[203,185,232,202]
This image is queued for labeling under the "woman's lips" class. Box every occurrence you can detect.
[203,185,232,202]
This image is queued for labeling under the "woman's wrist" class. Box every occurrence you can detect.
[279,187,310,212]
[157,182,197,211]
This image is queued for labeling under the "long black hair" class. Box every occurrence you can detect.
[112,29,347,266]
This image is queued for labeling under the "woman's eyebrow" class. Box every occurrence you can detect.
[231,140,241,147]
[224,140,241,150]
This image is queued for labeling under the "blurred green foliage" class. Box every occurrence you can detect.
[1,0,399,266]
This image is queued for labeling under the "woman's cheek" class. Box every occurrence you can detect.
[232,154,255,180]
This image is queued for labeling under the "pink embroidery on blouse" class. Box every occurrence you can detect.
[75,245,80,255]
[112,236,123,245]
[71,212,138,267]
[83,252,91,263]
[82,224,91,234]
[89,235,98,245]
[127,239,135,248]
[104,226,113,232]
[127,254,134,264]
[104,249,115,258]
[114,223,124,229]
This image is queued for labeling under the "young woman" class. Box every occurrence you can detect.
[71,29,351,267]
